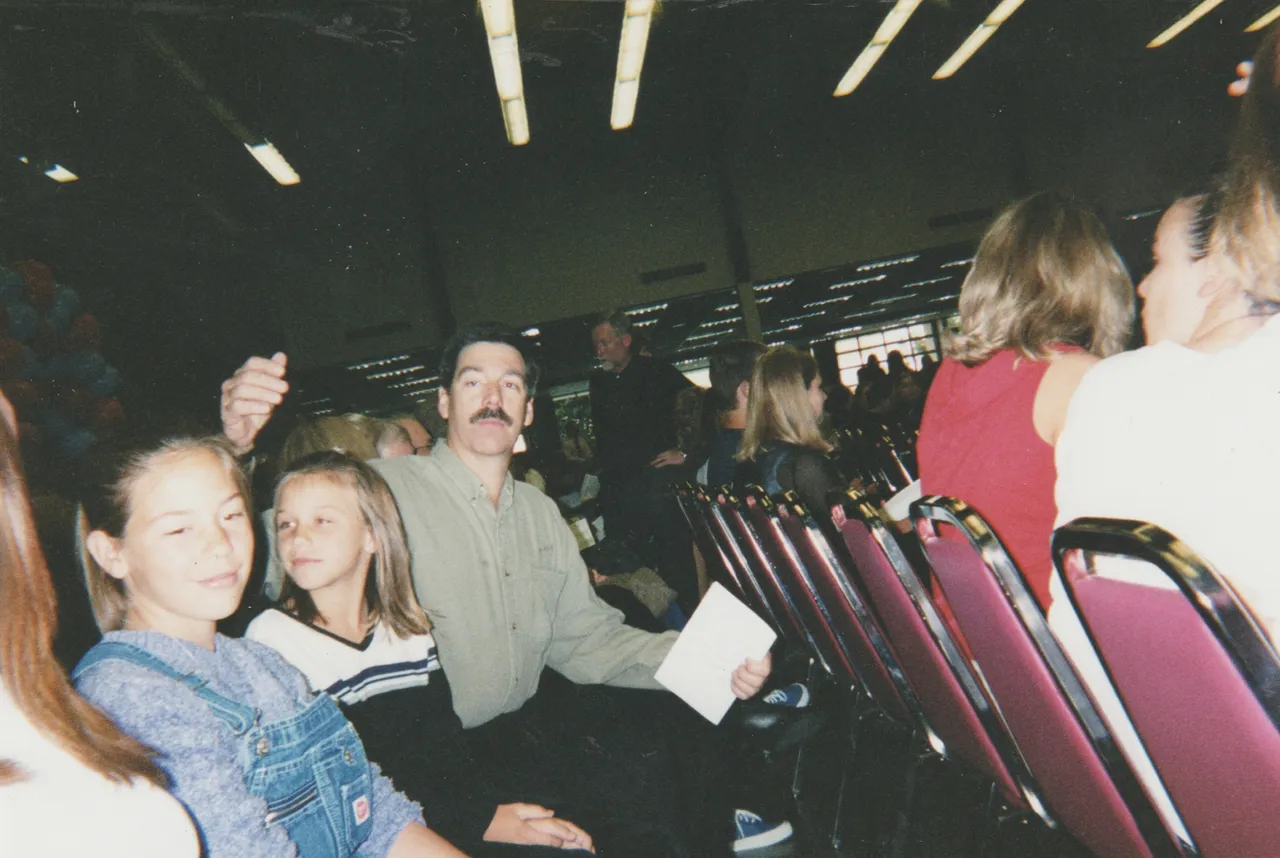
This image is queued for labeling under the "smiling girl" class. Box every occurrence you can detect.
[247,452,594,856]
[72,436,468,858]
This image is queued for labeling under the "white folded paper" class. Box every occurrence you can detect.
[655,582,777,724]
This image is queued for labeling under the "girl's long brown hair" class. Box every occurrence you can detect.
[0,400,167,787]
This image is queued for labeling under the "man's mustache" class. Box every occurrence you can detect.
[470,406,514,426]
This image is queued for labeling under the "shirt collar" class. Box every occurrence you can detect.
[432,439,515,510]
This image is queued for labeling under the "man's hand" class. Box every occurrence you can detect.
[731,652,773,700]
[650,448,686,468]
[220,353,289,454]
[1230,60,1253,97]
[484,803,595,852]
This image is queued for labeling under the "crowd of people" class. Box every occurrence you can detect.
[3,23,1279,858]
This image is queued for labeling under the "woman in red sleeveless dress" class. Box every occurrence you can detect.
[917,191,1135,609]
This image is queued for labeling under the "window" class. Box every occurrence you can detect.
[682,367,712,388]
[833,320,941,388]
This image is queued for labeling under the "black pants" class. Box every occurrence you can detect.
[601,466,702,617]
[466,672,736,858]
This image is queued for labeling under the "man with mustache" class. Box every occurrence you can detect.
[221,323,783,856]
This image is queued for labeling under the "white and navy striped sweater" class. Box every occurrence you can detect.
[245,609,441,706]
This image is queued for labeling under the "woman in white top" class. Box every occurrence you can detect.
[0,389,199,858]
[1048,26,1280,840]
[1053,24,1280,638]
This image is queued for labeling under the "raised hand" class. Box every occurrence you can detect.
[220,353,289,454]
[1230,60,1253,97]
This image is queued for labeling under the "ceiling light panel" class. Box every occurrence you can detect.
[480,0,529,145]
[43,164,78,183]
[933,0,1028,79]
[1247,4,1280,31]
[1147,0,1227,48]
[611,0,656,130]
[834,0,923,96]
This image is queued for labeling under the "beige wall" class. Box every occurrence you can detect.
[279,63,1234,364]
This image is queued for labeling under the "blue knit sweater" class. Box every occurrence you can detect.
[75,630,423,858]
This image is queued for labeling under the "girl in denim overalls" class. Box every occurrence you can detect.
[71,435,470,858]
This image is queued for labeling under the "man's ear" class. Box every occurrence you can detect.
[86,530,128,581]
[736,380,751,409]
[522,399,535,429]
[437,386,450,421]
[621,334,632,352]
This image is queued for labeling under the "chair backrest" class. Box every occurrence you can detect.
[713,488,820,656]
[690,485,783,634]
[912,496,1183,858]
[1054,518,1280,858]
[731,487,857,681]
[833,493,1032,810]
[673,483,748,602]
[758,488,913,722]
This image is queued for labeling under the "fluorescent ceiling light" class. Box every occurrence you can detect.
[1247,4,1280,31]
[631,301,669,314]
[1147,0,1227,48]
[489,35,523,101]
[481,0,514,37]
[612,79,641,130]
[44,164,78,183]
[617,4,653,80]
[933,0,1027,79]
[244,142,300,186]
[502,97,530,146]
[857,254,918,271]
[611,0,655,130]
[522,327,540,337]
[480,0,528,146]
[834,0,923,96]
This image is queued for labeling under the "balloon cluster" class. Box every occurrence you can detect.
[0,260,123,459]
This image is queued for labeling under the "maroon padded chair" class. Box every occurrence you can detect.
[912,496,1187,858]
[698,486,787,637]
[751,487,914,724]
[833,492,1034,814]
[1054,518,1280,858]
[673,482,750,604]
[725,487,857,682]
[713,487,833,668]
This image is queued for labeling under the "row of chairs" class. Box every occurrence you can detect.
[674,482,1280,857]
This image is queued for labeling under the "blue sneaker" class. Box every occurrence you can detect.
[762,682,810,708]
[733,809,794,852]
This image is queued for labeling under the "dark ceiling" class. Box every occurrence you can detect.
[0,0,1261,420]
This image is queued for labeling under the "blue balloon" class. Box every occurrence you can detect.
[42,409,72,437]
[48,284,80,335]
[60,427,97,458]
[68,350,106,384]
[18,345,38,380]
[88,365,121,397]
[0,267,23,291]
[8,302,37,342]
[40,353,70,381]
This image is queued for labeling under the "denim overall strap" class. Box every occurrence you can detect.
[73,641,257,735]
